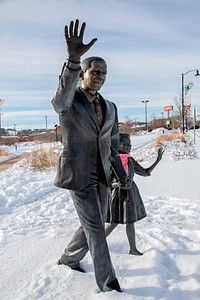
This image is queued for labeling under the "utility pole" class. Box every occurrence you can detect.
[0,99,5,138]
[141,100,149,132]
[13,124,17,136]
[0,110,3,138]
[43,115,49,133]
[55,124,58,142]
[181,69,200,133]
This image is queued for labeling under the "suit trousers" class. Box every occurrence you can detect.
[60,171,116,292]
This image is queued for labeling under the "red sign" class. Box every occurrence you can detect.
[184,105,191,111]
[164,105,173,111]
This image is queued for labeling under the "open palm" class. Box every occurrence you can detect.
[65,19,97,61]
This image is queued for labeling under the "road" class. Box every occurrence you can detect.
[0,155,25,172]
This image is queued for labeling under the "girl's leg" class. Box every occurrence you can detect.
[126,223,143,256]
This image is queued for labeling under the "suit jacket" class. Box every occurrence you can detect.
[52,65,126,190]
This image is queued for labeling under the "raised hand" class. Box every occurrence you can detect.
[65,19,97,62]
[146,147,164,174]
[157,147,164,160]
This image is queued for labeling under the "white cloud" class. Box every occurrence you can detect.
[1,0,200,128]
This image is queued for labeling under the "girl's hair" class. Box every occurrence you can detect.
[119,133,130,143]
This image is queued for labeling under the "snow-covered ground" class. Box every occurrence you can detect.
[0,130,200,300]
[0,141,55,163]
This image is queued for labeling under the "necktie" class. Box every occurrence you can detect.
[93,97,103,127]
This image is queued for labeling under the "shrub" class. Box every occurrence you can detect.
[0,137,20,146]
[21,146,60,171]
[155,132,196,160]
[0,148,9,156]
[155,132,187,148]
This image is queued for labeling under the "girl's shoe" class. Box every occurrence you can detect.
[129,249,143,256]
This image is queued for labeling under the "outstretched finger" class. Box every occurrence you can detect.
[64,25,69,40]
[86,38,98,49]
[74,19,79,37]
[69,20,74,37]
[79,22,86,39]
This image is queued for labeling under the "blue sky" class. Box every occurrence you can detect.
[0,0,200,130]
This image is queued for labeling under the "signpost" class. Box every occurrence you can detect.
[193,107,197,144]
[164,106,173,128]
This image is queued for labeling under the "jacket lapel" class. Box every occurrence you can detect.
[75,89,101,130]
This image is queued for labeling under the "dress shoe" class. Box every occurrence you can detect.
[70,265,85,273]
[57,259,85,273]
[107,278,122,292]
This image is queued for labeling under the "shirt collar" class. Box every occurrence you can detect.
[80,88,99,103]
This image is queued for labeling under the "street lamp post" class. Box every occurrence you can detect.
[181,69,200,134]
[161,112,164,126]
[142,100,149,132]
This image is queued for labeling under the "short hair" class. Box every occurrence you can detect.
[119,133,130,143]
[80,57,106,73]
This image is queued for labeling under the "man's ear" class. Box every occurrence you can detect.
[79,71,84,79]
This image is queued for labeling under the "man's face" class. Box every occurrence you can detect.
[81,60,107,92]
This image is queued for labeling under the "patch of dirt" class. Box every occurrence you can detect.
[0,154,26,172]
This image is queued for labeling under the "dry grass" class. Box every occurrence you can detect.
[0,137,20,146]
[21,146,60,171]
[155,132,187,147]
[0,148,9,156]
